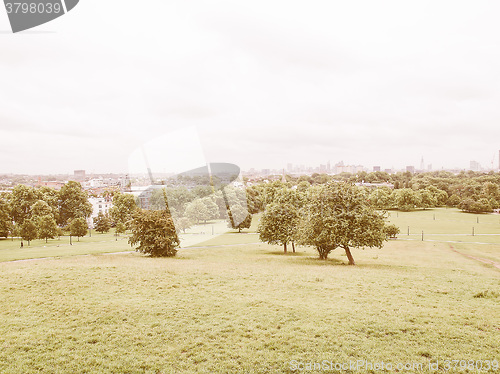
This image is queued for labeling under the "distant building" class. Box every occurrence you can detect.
[373,166,381,172]
[74,170,86,181]
[406,166,415,174]
[470,161,481,171]
[88,196,113,227]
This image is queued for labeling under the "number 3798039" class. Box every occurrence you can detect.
[5,2,62,14]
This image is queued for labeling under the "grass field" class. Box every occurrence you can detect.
[0,209,499,373]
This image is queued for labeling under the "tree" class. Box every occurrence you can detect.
[93,212,111,233]
[58,181,92,226]
[129,209,179,257]
[21,219,38,245]
[418,190,437,210]
[447,194,461,207]
[297,183,388,264]
[258,202,298,253]
[176,217,192,233]
[68,217,88,241]
[185,200,209,224]
[9,185,39,225]
[0,196,11,238]
[394,188,421,211]
[384,224,400,239]
[31,200,53,218]
[200,197,219,222]
[227,204,252,233]
[115,222,127,235]
[369,188,394,210]
[110,192,138,228]
[37,214,58,243]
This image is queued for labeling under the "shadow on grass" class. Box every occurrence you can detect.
[261,250,309,256]
[296,256,347,266]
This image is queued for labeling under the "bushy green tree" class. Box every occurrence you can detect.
[384,224,400,239]
[395,188,421,211]
[129,210,179,257]
[258,202,298,253]
[21,219,38,245]
[37,214,58,243]
[58,181,92,226]
[227,204,252,233]
[298,183,388,264]
[110,192,138,228]
[94,212,111,233]
[68,217,88,241]
[0,195,11,238]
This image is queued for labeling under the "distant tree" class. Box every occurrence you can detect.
[185,200,209,224]
[110,192,138,228]
[68,217,88,241]
[0,196,11,238]
[56,226,64,240]
[37,214,58,243]
[447,194,461,207]
[21,219,38,245]
[94,212,111,233]
[115,222,127,235]
[176,217,192,233]
[384,224,400,239]
[200,197,219,222]
[9,185,39,225]
[369,188,394,210]
[58,181,92,226]
[227,204,252,233]
[297,183,388,264]
[129,209,179,257]
[30,200,53,218]
[458,198,493,213]
[258,202,298,253]
[418,190,437,210]
[394,188,421,211]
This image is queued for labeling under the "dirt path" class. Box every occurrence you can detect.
[448,244,500,270]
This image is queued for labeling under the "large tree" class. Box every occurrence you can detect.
[298,183,388,265]
[58,181,92,226]
[129,209,179,257]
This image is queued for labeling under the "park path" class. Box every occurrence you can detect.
[448,244,500,270]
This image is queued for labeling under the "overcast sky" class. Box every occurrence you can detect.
[1,0,500,175]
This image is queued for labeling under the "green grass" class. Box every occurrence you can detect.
[0,233,132,262]
[1,243,499,372]
[0,209,498,373]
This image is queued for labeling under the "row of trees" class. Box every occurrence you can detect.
[0,182,138,244]
[257,182,397,265]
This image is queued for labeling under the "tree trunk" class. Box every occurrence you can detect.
[344,246,355,265]
[292,241,295,253]
[283,242,287,254]
[238,227,241,233]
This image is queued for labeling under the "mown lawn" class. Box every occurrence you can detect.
[0,236,498,373]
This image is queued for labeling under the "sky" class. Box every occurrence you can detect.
[1,0,500,174]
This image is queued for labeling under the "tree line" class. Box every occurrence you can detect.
[0,182,138,244]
